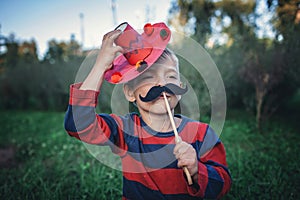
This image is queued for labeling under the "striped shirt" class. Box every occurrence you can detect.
[64,83,231,199]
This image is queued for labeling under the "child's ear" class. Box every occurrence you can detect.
[123,84,136,102]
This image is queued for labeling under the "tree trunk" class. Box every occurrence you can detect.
[256,87,265,131]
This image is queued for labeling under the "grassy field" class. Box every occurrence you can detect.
[0,110,299,199]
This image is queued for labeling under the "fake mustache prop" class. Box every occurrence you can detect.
[139,83,188,102]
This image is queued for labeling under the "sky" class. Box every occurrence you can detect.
[0,0,172,58]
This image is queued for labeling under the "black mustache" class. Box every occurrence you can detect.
[139,83,188,102]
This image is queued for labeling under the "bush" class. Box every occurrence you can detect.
[0,58,82,111]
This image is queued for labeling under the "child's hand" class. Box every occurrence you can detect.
[79,30,123,91]
[173,138,198,178]
[95,30,123,71]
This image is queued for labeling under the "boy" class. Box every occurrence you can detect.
[64,22,231,199]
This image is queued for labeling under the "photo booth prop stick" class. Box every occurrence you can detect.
[162,92,193,185]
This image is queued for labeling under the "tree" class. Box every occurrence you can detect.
[273,0,300,86]
[169,0,257,45]
[168,0,297,130]
[239,40,284,130]
[0,34,39,68]
[5,33,19,67]
[43,37,81,64]
[18,39,39,63]
[169,0,216,45]
[43,39,66,64]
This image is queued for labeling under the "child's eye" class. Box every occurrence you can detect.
[143,76,153,79]
[168,75,177,79]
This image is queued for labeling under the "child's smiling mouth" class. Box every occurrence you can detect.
[159,93,171,98]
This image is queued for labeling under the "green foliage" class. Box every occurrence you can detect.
[209,44,252,109]
[1,111,299,199]
[43,38,81,64]
[1,34,39,68]
[169,0,300,128]
[0,33,87,111]
[178,56,211,115]
[0,58,83,111]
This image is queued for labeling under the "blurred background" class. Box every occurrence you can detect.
[0,0,299,199]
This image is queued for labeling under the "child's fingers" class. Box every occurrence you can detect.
[112,45,124,54]
[174,143,189,159]
[177,158,194,168]
[173,137,184,154]
[102,30,122,45]
[175,147,194,161]
[173,136,182,153]
[174,141,197,163]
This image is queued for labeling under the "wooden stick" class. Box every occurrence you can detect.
[163,92,193,185]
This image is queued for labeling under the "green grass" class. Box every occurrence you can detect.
[0,110,299,199]
[222,112,300,199]
[0,111,122,199]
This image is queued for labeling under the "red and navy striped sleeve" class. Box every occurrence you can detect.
[64,83,127,155]
[186,125,232,199]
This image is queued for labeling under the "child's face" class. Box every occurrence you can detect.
[124,57,182,115]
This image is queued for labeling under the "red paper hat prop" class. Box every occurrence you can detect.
[104,22,171,84]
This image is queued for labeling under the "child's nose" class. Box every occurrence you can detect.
[156,76,167,86]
